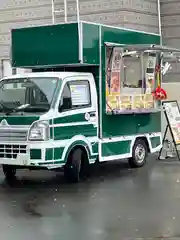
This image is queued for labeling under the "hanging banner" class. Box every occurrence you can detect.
[110,48,121,93]
[106,47,122,112]
[145,53,156,94]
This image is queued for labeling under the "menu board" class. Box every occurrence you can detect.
[163,101,180,144]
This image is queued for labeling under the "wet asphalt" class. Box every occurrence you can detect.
[0,156,180,240]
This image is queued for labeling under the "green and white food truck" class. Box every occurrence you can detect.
[0,21,179,182]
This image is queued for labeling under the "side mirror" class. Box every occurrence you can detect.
[59,97,72,112]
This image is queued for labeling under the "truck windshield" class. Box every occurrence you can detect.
[0,77,58,113]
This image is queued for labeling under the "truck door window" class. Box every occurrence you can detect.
[59,84,72,111]
[59,80,91,112]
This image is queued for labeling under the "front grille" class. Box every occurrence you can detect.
[0,144,27,159]
[0,128,28,142]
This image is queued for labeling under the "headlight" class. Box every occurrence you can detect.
[28,120,50,141]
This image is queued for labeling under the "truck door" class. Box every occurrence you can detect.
[53,75,98,141]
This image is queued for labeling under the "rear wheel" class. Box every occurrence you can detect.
[2,165,16,180]
[128,139,148,168]
[64,147,89,183]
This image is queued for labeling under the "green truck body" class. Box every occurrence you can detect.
[0,21,163,181]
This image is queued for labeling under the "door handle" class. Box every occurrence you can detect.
[89,113,96,117]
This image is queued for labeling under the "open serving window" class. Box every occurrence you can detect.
[105,44,180,115]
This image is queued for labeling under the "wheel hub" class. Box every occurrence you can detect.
[135,144,146,163]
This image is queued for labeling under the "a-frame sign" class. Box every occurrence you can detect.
[159,100,180,161]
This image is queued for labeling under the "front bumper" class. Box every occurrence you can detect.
[0,153,30,166]
[0,141,63,168]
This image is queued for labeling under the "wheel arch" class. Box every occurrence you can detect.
[62,136,92,164]
[66,143,90,163]
[134,136,150,153]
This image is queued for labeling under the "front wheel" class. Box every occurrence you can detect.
[128,139,148,168]
[2,165,16,180]
[64,148,82,183]
[64,148,90,183]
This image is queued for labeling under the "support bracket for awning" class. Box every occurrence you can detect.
[104,43,180,53]
[104,43,180,60]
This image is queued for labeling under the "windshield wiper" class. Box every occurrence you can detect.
[0,101,13,113]
[22,105,49,113]
[5,104,30,115]
[5,104,49,115]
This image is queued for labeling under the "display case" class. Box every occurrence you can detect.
[105,45,165,114]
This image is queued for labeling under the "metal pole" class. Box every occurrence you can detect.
[52,0,55,24]
[76,0,82,62]
[76,0,80,23]
[157,0,163,89]
[64,0,67,22]
[157,0,162,45]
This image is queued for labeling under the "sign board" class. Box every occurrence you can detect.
[146,54,156,71]
[111,47,122,71]
[145,54,157,94]
[70,84,90,106]
[158,100,180,161]
[163,100,180,145]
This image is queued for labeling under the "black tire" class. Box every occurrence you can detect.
[64,148,89,183]
[79,150,90,180]
[128,139,148,168]
[2,165,16,179]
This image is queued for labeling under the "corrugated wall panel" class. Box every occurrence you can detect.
[0,0,159,77]
[161,0,180,83]
[161,0,180,48]
[0,0,159,57]
[0,0,179,137]
[63,0,159,33]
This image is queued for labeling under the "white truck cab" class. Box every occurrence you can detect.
[0,72,99,182]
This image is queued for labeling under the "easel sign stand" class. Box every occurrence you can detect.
[158,100,180,161]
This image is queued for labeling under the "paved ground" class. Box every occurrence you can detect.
[0,156,180,240]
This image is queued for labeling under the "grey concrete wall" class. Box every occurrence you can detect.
[161,0,180,48]
[0,0,178,140]
[161,0,180,83]
[2,0,180,83]
[0,0,159,76]
[0,0,54,76]
[65,0,159,33]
